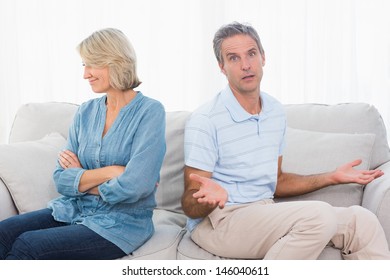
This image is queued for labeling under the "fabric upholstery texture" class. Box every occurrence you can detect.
[284,103,390,169]
[9,102,78,143]
[1,101,390,260]
[156,111,191,214]
[0,133,66,213]
[277,127,376,206]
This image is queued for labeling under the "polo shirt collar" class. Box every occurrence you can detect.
[221,85,272,122]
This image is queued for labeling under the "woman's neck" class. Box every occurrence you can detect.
[106,89,137,111]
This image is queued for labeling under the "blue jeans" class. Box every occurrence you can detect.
[0,208,126,260]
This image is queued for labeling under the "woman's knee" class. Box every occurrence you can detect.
[6,231,41,260]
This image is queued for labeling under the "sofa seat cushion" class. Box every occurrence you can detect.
[0,133,66,214]
[318,246,342,260]
[177,231,230,260]
[277,128,376,206]
[121,209,187,259]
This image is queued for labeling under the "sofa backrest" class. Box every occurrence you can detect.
[9,102,79,144]
[155,111,191,213]
[284,103,390,169]
[9,102,190,214]
[9,102,390,214]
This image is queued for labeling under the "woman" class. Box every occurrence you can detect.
[0,28,166,259]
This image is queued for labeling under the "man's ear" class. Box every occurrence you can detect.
[261,53,266,66]
[219,62,226,75]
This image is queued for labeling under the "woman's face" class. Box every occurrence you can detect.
[83,65,111,93]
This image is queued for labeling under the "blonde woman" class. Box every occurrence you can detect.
[0,28,166,259]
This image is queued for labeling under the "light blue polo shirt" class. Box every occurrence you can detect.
[184,86,286,231]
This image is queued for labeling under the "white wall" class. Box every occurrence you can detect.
[1,0,390,143]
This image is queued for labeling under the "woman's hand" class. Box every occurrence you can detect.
[59,150,82,169]
[58,150,127,195]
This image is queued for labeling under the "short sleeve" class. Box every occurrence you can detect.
[184,113,218,172]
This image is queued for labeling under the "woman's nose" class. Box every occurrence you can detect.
[83,66,92,79]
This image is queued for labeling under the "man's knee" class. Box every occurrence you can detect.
[303,201,338,240]
[346,205,381,231]
[349,205,375,219]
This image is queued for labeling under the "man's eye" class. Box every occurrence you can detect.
[229,56,238,61]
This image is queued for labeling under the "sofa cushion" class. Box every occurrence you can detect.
[9,102,78,143]
[284,103,390,169]
[177,231,228,260]
[156,111,191,214]
[121,209,187,260]
[277,127,376,206]
[0,133,66,213]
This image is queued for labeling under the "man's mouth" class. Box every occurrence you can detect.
[242,74,255,80]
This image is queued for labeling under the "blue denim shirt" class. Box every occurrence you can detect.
[48,92,166,254]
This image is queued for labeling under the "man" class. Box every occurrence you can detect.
[181,22,390,259]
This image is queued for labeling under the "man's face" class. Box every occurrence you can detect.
[219,34,265,96]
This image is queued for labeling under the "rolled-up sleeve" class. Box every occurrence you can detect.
[53,167,86,197]
[53,107,87,197]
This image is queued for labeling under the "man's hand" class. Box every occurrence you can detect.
[190,173,228,209]
[276,156,384,197]
[332,159,384,185]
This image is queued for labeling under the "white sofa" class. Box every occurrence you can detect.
[0,102,389,260]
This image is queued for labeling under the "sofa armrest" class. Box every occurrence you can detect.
[0,180,18,221]
[362,160,390,246]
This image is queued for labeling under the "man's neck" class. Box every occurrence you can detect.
[231,88,262,115]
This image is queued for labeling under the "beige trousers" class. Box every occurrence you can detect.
[191,200,390,259]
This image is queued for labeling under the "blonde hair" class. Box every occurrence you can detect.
[77,28,141,90]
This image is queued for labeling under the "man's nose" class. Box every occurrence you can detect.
[241,57,251,71]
